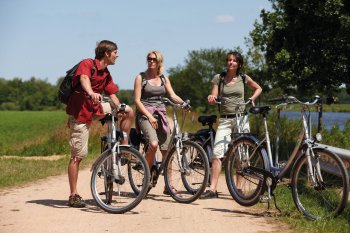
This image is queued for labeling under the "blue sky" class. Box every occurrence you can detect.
[0,0,272,90]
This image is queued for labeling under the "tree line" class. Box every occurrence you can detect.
[1,0,349,111]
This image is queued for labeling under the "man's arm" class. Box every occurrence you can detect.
[80,75,102,104]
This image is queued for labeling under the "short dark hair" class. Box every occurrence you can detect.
[95,40,118,59]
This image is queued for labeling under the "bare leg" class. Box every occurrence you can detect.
[68,157,82,195]
[120,106,134,145]
[209,158,222,192]
[161,149,173,191]
[145,141,158,169]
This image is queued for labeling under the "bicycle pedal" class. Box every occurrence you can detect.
[276,161,287,168]
[259,195,270,203]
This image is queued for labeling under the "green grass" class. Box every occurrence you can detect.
[0,111,67,155]
[270,185,350,233]
[0,110,104,188]
[0,154,100,188]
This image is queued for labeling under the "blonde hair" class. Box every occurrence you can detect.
[147,51,164,75]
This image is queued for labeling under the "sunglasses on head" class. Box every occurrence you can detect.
[147,57,157,62]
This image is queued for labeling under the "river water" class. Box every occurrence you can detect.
[281,112,350,131]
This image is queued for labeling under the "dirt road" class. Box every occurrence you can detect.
[0,168,293,233]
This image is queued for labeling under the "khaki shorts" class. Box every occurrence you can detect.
[68,102,112,159]
[212,115,250,159]
[137,115,171,151]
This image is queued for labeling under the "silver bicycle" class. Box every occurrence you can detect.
[129,97,210,203]
[225,95,349,220]
[90,99,150,214]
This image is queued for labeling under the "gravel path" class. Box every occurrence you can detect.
[0,168,293,233]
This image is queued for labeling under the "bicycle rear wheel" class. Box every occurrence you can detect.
[128,140,148,194]
[192,138,212,187]
[291,148,349,220]
[91,147,150,214]
[164,140,209,203]
[225,137,268,206]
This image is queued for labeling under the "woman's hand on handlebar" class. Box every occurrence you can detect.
[181,99,191,111]
[247,98,255,107]
[207,95,217,105]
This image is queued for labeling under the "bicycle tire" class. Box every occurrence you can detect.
[164,140,209,203]
[91,147,150,214]
[128,141,147,194]
[225,136,268,206]
[291,147,349,220]
[192,138,212,187]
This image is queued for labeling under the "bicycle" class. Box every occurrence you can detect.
[188,98,252,186]
[129,97,210,203]
[225,95,349,220]
[90,98,150,214]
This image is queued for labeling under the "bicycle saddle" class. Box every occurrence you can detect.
[198,115,217,126]
[249,106,271,115]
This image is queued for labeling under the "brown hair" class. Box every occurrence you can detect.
[95,40,118,59]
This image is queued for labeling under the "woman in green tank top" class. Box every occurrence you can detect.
[201,51,262,199]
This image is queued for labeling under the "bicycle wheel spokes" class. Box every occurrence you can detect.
[292,148,349,220]
[91,147,150,214]
[164,140,209,203]
[225,137,266,206]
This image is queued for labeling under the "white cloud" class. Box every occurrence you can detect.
[216,15,234,23]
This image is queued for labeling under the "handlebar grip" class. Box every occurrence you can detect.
[119,103,126,112]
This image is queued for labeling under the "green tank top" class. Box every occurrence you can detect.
[212,74,251,115]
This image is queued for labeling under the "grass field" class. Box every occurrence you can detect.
[0,111,67,156]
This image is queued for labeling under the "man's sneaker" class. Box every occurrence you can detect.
[68,194,86,208]
[200,190,219,199]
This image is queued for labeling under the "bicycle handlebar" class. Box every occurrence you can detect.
[157,97,191,110]
[275,95,321,109]
[101,96,127,113]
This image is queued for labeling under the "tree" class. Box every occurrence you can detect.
[251,0,350,99]
[168,48,230,112]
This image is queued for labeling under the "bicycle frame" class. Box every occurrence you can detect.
[91,102,129,183]
[248,96,323,186]
[155,97,191,176]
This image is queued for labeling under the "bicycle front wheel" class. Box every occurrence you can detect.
[291,148,349,220]
[225,137,268,206]
[91,147,150,214]
[164,140,209,203]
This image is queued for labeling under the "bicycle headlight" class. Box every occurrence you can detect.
[315,133,322,142]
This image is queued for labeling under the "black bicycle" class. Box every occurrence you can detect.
[188,98,252,186]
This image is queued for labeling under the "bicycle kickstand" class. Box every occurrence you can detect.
[271,193,281,213]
